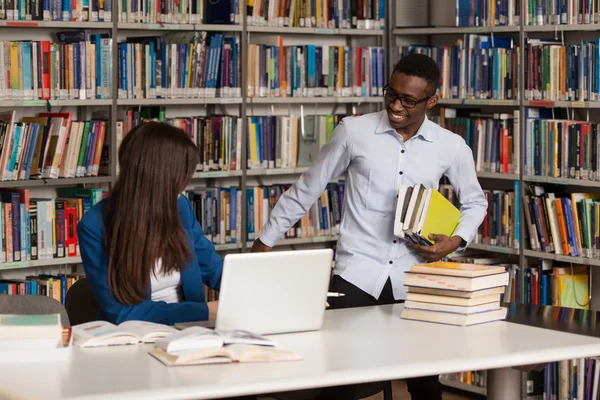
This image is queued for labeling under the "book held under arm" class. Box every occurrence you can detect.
[394,184,460,245]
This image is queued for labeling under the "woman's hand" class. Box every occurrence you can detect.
[207,301,219,321]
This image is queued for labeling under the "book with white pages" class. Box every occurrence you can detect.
[405,292,502,307]
[155,326,276,354]
[404,300,502,315]
[73,320,178,348]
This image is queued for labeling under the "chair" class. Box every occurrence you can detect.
[0,294,70,327]
[65,278,100,326]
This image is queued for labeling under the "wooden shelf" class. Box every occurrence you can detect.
[523,175,600,188]
[246,96,383,104]
[469,243,519,256]
[437,98,519,106]
[523,250,600,267]
[246,167,310,176]
[247,236,339,248]
[524,100,600,108]
[394,26,518,35]
[0,21,112,28]
[440,378,486,396]
[476,172,519,180]
[0,99,112,107]
[0,257,83,271]
[117,22,241,31]
[214,243,242,251]
[248,26,384,35]
[117,98,242,106]
[0,176,112,188]
[192,170,242,179]
[524,24,600,32]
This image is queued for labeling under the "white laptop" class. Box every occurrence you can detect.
[175,248,333,335]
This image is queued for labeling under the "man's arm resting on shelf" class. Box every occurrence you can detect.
[254,123,352,251]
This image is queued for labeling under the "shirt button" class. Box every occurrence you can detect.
[393,240,397,244]
[401,150,405,154]
[399,171,403,175]
[389,261,393,264]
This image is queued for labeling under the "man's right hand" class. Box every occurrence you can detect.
[251,238,273,253]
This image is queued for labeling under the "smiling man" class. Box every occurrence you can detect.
[252,53,488,399]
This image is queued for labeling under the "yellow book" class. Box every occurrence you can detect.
[409,261,506,278]
[420,189,460,245]
[554,266,589,310]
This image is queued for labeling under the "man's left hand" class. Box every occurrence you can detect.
[409,234,463,262]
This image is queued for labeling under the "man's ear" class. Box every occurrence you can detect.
[427,95,439,110]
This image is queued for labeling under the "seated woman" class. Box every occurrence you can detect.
[77,121,221,325]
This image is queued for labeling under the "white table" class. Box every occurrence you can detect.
[2,303,600,400]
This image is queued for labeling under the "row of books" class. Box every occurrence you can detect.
[455,0,600,27]
[246,0,385,29]
[525,39,600,102]
[0,188,104,265]
[248,41,385,98]
[119,112,242,173]
[436,108,520,175]
[480,188,520,249]
[525,111,600,182]
[523,186,599,259]
[455,0,520,27]
[539,358,600,400]
[0,35,112,101]
[247,114,343,170]
[183,182,344,245]
[0,0,111,21]
[524,0,600,26]
[0,272,84,305]
[118,33,241,100]
[440,371,486,389]
[246,182,344,241]
[0,111,108,182]
[398,35,519,101]
[118,0,240,24]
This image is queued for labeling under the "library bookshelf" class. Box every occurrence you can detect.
[390,0,600,398]
[2,0,600,397]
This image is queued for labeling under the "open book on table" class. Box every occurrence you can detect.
[73,320,178,348]
[150,326,302,366]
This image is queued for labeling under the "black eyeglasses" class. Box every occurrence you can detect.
[382,85,433,109]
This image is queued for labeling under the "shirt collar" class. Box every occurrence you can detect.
[375,111,434,143]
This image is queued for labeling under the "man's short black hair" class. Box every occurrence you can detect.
[392,53,440,92]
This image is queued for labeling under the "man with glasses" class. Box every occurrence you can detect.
[252,53,487,399]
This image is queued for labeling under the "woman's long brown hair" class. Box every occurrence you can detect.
[104,122,199,305]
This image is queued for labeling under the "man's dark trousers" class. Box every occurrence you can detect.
[320,275,443,400]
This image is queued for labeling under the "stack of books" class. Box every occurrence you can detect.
[400,262,509,326]
[0,313,72,362]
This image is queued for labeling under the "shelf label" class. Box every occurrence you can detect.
[221,97,241,104]
[6,21,38,27]
[571,101,586,108]
[315,28,335,34]
[23,100,48,106]
[148,23,179,30]
[313,236,328,242]
[198,171,229,178]
[266,168,294,175]
[528,100,555,107]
